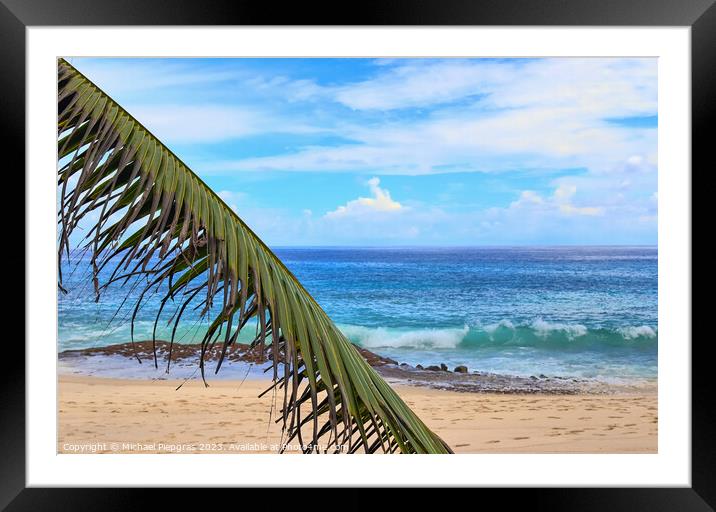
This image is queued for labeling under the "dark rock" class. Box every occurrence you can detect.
[354,346,400,366]
[440,363,448,371]
[416,364,424,370]
[539,374,547,379]
[425,365,442,371]
[453,365,468,374]
[59,340,401,370]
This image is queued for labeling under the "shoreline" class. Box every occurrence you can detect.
[59,340,656,395]
[58,374,657,454]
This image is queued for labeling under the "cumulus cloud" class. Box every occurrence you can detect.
[324,178,403,218]
[511,190,545,207]
[510,184,603,217]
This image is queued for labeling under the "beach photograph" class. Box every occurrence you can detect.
[57,57,658,454]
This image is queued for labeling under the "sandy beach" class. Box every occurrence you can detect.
[58,374,657,454]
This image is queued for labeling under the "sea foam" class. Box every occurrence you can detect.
[338,320,657,350]
[339,324,469,349]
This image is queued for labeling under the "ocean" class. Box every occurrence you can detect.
[58,246,657,385]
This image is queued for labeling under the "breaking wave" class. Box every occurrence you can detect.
[340,319,657,351]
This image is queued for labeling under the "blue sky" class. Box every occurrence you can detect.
[70,57,657,246]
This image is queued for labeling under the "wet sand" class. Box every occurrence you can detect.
[58,375,657,454]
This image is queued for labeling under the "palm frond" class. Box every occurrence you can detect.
[56,58,452,454]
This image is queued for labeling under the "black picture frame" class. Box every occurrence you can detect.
[2,0,710,508]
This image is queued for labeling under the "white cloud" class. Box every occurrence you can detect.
[217,190,247,212]
[511,190,545,207]
[244,75,325,102]
[333,60,504,110]
[67,57,657,245]
[126,105,320,144]
[129,105,262,143]
[325,177,403,218]
[510,184,604,217]
[70,59,241,95]
[213,58,656,176]
[235,191,654,246]
[76,57,657,182]
[214,109,655,175]
[333,58,656,115]
[559,204,603,216]
[223,173,653,246]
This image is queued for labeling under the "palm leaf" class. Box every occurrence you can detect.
[56,58,453,454]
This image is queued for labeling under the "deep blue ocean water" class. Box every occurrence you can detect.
[59,246,657,383]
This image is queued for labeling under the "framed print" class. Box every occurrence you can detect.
[3,0,711,508]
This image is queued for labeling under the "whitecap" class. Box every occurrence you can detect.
[339,324,469,349]
[617,325,657,339]
[530,318,588,339]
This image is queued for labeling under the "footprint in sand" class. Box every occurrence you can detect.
[485,440,500,444]
[513,437,529,440]
[490,417,504,420]
[455,443,470,447]
[547,416,561,419]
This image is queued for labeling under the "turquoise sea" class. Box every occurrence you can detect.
[59,246,657,384]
